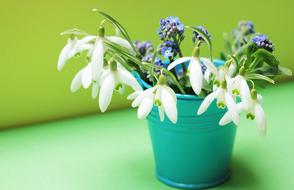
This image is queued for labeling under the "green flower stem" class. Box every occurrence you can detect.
[105,39,185,93]
[249,57,262,70]
[172,36,187,75]
[143,63,185,94]
[169,57,179,81]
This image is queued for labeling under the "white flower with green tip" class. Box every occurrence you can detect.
[197,80,240,125]
[58,35,96,71]
[167,47,217,95]
[97,61,142,112]
[220,89,266,134]
[129,75,178,123]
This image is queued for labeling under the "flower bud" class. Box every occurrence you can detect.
[110,60,117,71]
[98,26,105,37]
[192,47,200,58]
[158,75,167,85]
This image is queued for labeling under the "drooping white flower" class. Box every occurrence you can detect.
[70,62,95,92]
[197,80,240,125]
[58,26,134,83]
[88,26,134,81]
[220,89,266,134]
[228,75,250,107]
[98,61,142,112]
[167,47,217,95]
[129,75,178,123]
[58,35,96,71]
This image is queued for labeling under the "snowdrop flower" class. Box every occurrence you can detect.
[97,60,142,112]
[58,35,96,71]
[168,47,217,95]
[58,26,133,82]
[220,89,266,134]
[70,62,94,92]
[227,66,250,108]
[197,80,240,125]
[90,26,134,81]
[129,75,178,123]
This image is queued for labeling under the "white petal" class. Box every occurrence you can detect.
[76,35,96,46]
[127,91,141,100]
[91,82,100,99]
[117,68,142,91]
[73,44,93,54]
[228,63,237,76]
[200,57,217,74]
[91,39,104,80]
[219,102,244,126]
[99,73,115,112]
[240,78,250,109]
[197,91,217,115]
[161,87,178,123]
[189,58,203,95]
[81,64,92,88]
[137,96,154,119]
[257,94,263,103]
[161,85,176,103]
[57,43,72,71]
[219,111,231,126]
[225,92,240,125]
[107,36,133,50]
[131,87,156,108]
[254,103,266,135]
[70,69,83,92]
[204,69,211,82]
[167,57,191,70]
[158,106,165,122]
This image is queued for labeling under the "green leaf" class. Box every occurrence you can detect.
[93,9,139,56]
[186,26,212,60]
[246,73,275,84]
[254,65,279,76]
[278,66,292,76]
[252,49,280,67]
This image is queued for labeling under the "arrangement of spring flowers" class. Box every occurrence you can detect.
[58,10,292,134]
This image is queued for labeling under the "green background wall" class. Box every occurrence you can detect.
[0,0,293,128]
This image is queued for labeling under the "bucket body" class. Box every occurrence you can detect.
[147,94,236,189]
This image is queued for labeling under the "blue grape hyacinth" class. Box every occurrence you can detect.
[142,53,163,66]
[158,16,185,40]
[158,40,179,59]
[238,21,255,35]
[134,41,154,56]
[232,21,255,38]
[192,26,211,43]
[252,34,275,52]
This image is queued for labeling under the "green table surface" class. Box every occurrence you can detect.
[0,82,293,190]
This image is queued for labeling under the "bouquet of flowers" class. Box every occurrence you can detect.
[58,10,291,134]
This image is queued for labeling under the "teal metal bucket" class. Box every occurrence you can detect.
[147,95,236,189]
[135,60,237,189]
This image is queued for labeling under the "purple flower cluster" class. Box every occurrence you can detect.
[232,21,255,38]
[141,53,163,66]
[252,34,275,52]
[158,40,179,59]
[238,21,255,35]
[157,16,185,40]
[134,41,154,57]
[192,26,211,43]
